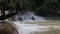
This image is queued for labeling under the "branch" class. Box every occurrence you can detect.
[0,11,18,20]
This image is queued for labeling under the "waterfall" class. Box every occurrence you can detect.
[11,11,45,21]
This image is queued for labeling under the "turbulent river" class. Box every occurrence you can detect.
[4,11,60,34]
[9,11,51,21]
[8,21,60,34]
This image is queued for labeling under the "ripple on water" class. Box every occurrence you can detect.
[12,22,60,34]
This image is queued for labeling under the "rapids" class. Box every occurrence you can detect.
[10,21,60,34]
[9,11,46,21]
[4,11,60,34]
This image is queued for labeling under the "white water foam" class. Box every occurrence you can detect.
[10,11,46,21]
[12,22,60,34]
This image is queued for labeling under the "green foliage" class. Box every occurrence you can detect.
[20,0,35,10]
[8,0,17,9]
[0,0,60,16]
[0,0,35,10]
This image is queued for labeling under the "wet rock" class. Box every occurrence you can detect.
[0,21,18,34]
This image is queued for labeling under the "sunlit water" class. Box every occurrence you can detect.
[11,21,60,34]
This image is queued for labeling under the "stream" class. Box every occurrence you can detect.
[4,11,60,34]
[9,21,60,34]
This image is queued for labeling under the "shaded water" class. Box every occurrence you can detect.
[9,11,46,21]
[9,11,60,21]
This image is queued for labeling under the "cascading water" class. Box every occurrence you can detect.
[4,11,60,34]
[12,21,60,34]
[6,10,60,34]
[10,11,46,21]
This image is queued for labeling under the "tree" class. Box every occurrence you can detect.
[0,0,60,20]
